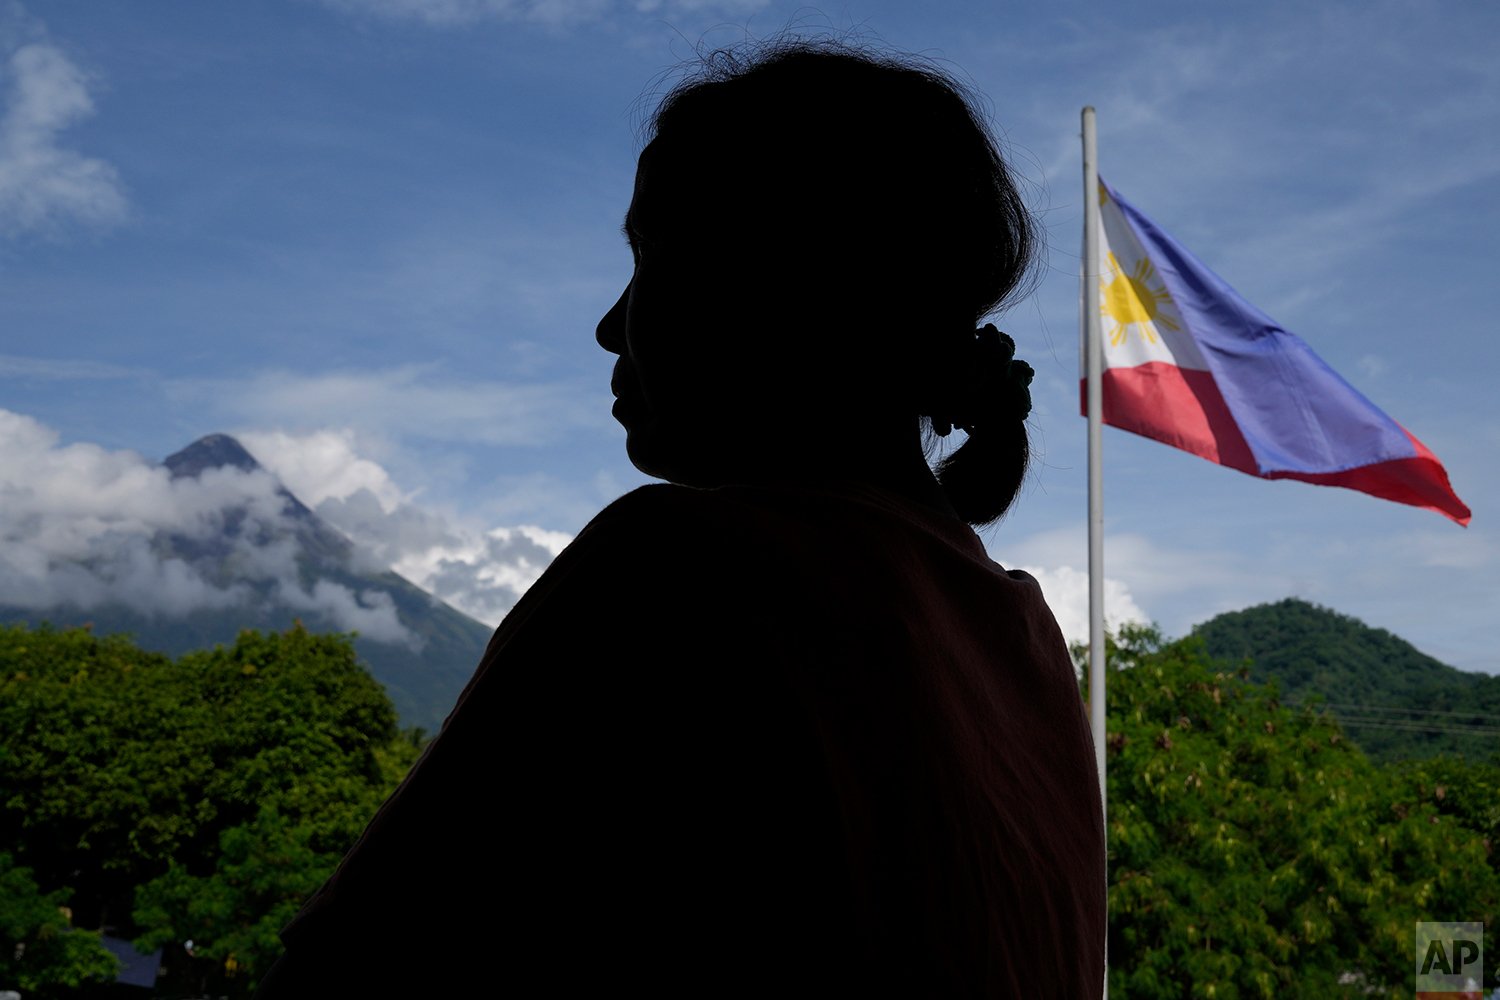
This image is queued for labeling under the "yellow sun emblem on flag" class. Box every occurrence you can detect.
[1101,251,1179,346]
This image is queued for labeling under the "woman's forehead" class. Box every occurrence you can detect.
[634,137,706,194]
[629,138,716,233]
[631,133,796,236]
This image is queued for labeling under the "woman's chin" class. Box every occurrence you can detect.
[622,418,718,486]
[620,414,671,478]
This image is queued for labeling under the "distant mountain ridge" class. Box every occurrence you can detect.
[0,433,493,732]
[1192,598,1499,763]
[163,432,261,478]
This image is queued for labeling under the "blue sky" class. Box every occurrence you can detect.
[2,0,1496,674]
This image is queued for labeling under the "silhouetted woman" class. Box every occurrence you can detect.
[258,41,1105,998]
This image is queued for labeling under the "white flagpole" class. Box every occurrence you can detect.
[1081,105,1108,999]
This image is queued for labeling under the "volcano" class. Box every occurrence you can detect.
[1,433,494,733]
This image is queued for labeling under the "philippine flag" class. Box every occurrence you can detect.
[1085,179,1471,525]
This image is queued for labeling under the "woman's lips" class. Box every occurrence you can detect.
[610,365,645,417]
[610,383,640,421]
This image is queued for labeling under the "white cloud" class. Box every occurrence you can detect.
[1355,354,1387,381]
[0,353,141,379]
[239,429,407,512]
[0,409,416,644]
[318,0,604,25]
[0,411,279,562]
[316,0,765,27]
[177,366,603,448]
[1393,529,1493,573]
[997,526,1298,643]
[386,519,566,626]
[1014,564,1148,651]
[6,531,253,618]
[1010,7,1500,320]
[240,427,572,626]
[0,28,126,236]
[277,578,412,646]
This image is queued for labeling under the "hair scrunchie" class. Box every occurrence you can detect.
[929,323,1034,437]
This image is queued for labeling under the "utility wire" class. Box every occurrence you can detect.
[1282,702,1500,739]
[1290,700,1494,721]
[1330,718,1500,738]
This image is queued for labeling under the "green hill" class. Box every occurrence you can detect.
[1192,598,1500,764]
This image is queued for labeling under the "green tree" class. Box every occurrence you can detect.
[132,627,422,994]
[1083,624,1500,999]
[0,623,422,997]
[0,625,206,926]
[0,852,118,997]
[132,807,334,992]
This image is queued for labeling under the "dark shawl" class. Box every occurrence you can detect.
[256,482,1105,998]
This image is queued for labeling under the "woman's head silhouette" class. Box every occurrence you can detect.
[597,41,1038,525]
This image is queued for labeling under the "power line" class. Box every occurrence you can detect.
[1331,718,1500,738]
[1292,701,1494,721]
[1282,701,1500,739]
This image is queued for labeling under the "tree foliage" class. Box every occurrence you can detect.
[1082,624,1500,999]
[8,612,1498,998]
[0,853,118,998]
[0,623,422,996]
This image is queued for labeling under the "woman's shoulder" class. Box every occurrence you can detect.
[564,481,848,573]
[582,479,981,551]
[564,483,738,550]
[567,480,1045,605]
[484,484,775,650]
[580,481,783,537]
[543,483,758,586]
[586,482,727,532]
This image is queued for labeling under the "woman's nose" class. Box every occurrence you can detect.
[596,284,629,354]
